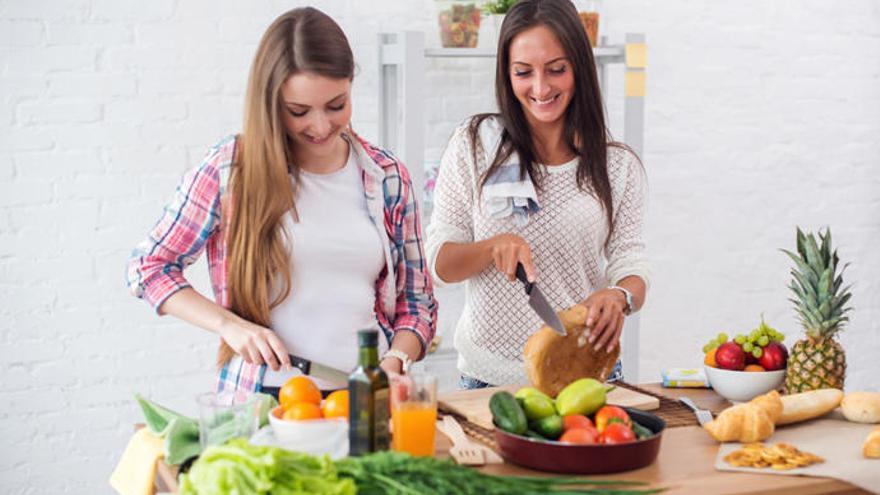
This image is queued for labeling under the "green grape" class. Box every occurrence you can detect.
[742,342,754,353]
[776,332,785,342]
[757,335,770,347]
[752,347,763,359]
[749,329,761,341]
[702,344,710,353]
[717,332,728,343]
[734,334,746,344]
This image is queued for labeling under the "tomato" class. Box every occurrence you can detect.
[558,426,599,445]
[601,422,636,444]
[562,414,595,432]
[594,405,631,433]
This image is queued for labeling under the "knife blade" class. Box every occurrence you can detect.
[288,354,350,385]
[515,263,566,336]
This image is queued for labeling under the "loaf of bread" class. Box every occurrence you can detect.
[704,391,782,443]
[864,426,880,458]
[523,305,619,397]
[841,391,880,424]
[777,388,844,425]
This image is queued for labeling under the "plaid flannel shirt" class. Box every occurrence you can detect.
[127,134,437,393]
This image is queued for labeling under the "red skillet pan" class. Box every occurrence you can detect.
[493,408,665,474]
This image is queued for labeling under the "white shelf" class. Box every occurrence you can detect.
[424,45,624,59]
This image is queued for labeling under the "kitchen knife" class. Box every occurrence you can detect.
[288,354,350,385]
[515,263,566,336]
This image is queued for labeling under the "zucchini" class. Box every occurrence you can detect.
[490,391,528,435]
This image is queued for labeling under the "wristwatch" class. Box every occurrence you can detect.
[381,349,413,373]
[608,285,634,315]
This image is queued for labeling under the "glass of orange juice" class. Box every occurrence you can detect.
[390,373,438,457]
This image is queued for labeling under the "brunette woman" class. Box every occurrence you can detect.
[426,0,648,389]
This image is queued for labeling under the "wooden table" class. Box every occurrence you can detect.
[155,384,868,494]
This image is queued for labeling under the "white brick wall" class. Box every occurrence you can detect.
[1,0,878,493]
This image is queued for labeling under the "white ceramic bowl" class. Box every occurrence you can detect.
[704,366,785,402]
[267,406,348,457]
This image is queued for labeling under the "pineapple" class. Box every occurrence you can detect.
[782,228,852,393]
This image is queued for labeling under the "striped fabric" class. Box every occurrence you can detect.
[127,133,437,394]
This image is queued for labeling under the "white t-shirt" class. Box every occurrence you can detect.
[262,151,386,388]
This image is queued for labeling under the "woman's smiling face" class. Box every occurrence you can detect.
[280,72,352,157]
[508,24,574,128]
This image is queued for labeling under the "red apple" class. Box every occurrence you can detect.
[758,342,788,371]
[715,342,746,371]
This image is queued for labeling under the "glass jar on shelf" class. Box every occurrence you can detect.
[435,0,482,48]
[573,0,602,47]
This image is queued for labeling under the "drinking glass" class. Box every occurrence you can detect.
[196,391,259,450]
[390,373,438,457]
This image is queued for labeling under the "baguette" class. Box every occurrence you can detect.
[864,426,880,459]
[841,391,880,424]
[777,388,843,425]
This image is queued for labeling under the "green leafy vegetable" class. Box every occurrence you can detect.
[179,439,355,495]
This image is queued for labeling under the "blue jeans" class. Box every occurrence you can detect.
[458,360,624,390]
[458,375,493,390]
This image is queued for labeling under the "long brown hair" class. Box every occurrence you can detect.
[469,0,631,234]
[220,7,355,366]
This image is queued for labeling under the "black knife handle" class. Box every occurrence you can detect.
[288,354,311,375]
[515,263,532,293]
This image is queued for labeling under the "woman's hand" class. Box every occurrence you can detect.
[218,319,291,371]
[490,233,537,282]
[579,288,628,353]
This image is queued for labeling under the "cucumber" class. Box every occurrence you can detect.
[490,391,528,435]
[531,414,563,440]
[524,429,546,440]
[631,420,653,440]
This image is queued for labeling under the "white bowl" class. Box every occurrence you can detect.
[704,365,785,402]
[267,406,348,457]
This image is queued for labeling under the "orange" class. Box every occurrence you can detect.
[744,364,765,372]
[279,376,321,411]
[704,349,717,367]
[282,402,323,420]
[321,390,349,419]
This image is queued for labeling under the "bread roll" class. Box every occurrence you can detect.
[523,305,619,397]
[840,391,880,424]
[864,426,880,459]
[777,389,844,425]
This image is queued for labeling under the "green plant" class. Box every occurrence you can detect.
[483,0,518,15]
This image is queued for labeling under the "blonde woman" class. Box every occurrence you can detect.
[127,8,436,396]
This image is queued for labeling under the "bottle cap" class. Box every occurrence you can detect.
[358,328,379,347]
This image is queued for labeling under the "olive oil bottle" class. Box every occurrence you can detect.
[348,329,390,455]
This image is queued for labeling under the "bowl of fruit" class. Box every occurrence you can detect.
[267,376,349,457]
[703,319,789,402]
[489,379,665,474]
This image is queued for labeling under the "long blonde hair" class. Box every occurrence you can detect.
[220,7,355,366]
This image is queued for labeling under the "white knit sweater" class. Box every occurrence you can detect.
[425,118,650,385]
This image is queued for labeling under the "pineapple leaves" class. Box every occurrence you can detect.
[783,227,852,338]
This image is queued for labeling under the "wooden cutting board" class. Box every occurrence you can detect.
[439,383,660,430]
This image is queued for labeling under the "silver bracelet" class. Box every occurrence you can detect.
[608,285,634,315]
